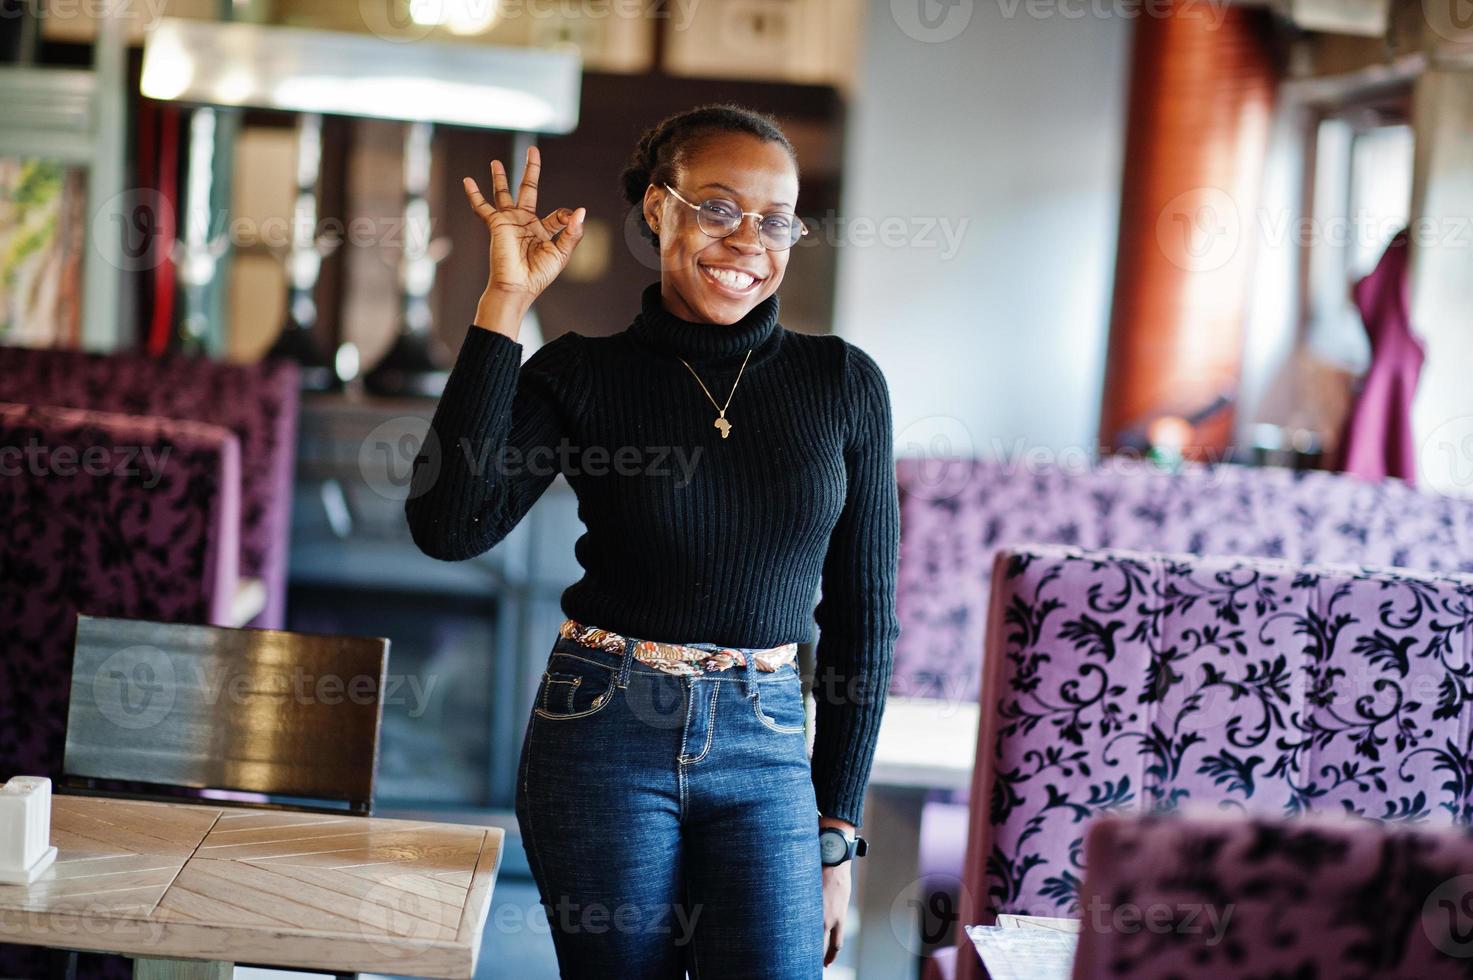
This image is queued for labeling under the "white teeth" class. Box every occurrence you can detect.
[703,266,756,290]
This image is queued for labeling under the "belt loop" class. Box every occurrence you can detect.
[743,652,757,699]
[617,637,635,689]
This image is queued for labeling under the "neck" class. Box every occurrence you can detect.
[629,281,782,366]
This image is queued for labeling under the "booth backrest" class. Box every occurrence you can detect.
[1072,809,1473,980]
[895,458,1473,700]
[0,345,299,628]
[953,543,1473,980]
[0,401,241,782]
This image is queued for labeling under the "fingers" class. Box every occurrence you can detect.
[554,207,587,260]
[489,159,515,210]
[539,207,573,239]
[461,177,495,222]
[824,921,841,966]
[516,144,541,214]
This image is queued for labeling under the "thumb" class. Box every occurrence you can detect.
[555,207,587,260]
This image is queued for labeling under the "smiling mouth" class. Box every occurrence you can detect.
[699,263,765,294]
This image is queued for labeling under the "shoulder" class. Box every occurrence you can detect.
[518,330,592,418]
[522,329,587,375]
[818,334,891,408]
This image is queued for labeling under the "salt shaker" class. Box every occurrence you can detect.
[0,776,58,885]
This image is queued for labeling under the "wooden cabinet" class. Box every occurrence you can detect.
[662,0,862,92]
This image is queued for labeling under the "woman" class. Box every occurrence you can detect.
[405,104,900,978]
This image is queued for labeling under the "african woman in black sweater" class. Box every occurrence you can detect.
[406,104,900,979]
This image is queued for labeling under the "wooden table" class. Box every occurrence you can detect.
[855,696,979,980]
[0,794,504,979]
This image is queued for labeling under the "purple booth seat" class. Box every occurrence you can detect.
[951,543,1473,980]
[0,401,241,980]
[1072,808,1473,979]
[0,345,299,629]
[898,458,1473,977]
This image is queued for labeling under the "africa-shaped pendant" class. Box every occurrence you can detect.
[714,414,732,438]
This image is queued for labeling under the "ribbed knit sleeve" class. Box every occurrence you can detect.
[405,325,586,561]
[809,342,902,829]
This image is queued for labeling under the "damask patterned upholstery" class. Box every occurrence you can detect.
[896,457,1473,701]
[952,544,1473,980]
[0,344,299,628]
[0,402,241,980]
[1072,809,1473,979]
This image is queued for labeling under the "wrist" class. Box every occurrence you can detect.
[473,291,532,339]
[818,815,856,835]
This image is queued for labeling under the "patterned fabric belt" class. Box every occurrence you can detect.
[558,618,798,677]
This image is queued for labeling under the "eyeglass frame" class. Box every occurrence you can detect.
[658,183,809,251]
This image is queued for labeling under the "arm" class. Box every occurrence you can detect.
[404,320,585,561]
[809,342,902,831]
[407,140,587,561]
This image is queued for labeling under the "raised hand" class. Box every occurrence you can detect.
[462,145,585,316]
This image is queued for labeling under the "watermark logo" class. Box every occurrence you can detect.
[1424,874,1473,956]
[92,187,174,274]
[1420,416,1473,494]
[892,0,974,42]
[360,417,440,502]
[1156,186,1241,273]
[1421,0,1473,42]
[890,872,973,953]
[895,415,978,502]
[92,645,176,732]
[359,873,462,959]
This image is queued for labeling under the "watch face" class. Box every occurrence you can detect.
[820,830,849,864]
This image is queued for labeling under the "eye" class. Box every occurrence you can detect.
[762,215,795,236]
[702,199,740,222]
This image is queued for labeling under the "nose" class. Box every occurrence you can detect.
[724,215,765,254]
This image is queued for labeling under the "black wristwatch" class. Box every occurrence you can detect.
[819,827,868,867]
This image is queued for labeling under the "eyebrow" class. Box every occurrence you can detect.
[698,182,793,210]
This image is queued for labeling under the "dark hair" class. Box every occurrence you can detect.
[619,103,798,247]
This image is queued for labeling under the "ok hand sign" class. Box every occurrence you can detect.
[463,145,586,310]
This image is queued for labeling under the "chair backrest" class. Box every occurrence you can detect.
[953,544,1473,980]
[894,457,1473,700]
[0,401,240,783]
[1072,809,1473,979]
[0,344,300,628]
[62,614,389,814]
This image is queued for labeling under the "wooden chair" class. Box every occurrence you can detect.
[59,614,390,980]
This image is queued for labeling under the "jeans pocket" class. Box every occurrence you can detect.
[753,674,807,734]
[534,650,619,720]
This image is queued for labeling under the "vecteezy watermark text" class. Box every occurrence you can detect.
[0,440,171,489]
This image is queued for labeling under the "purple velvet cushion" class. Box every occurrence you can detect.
[895,458,1473,702]
[951,544,1473,980]
[0,345,299,628]
[0,400,241,781]
[1073,809,1473,979]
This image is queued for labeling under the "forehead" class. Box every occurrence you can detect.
[679,133,799,208]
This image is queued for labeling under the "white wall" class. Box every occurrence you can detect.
[1409,70,1473,497]
[834,0,1132,458]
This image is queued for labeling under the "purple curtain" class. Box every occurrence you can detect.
[1337,227,1425,484]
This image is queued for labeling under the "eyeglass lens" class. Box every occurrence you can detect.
[697,199,803,250]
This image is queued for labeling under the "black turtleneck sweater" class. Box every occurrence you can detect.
[405,282,900,828]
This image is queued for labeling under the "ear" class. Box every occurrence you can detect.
[642,183,664,236]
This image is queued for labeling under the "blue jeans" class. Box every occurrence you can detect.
[514,632,826,978]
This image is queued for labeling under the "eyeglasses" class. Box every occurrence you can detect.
[661,183,808,251]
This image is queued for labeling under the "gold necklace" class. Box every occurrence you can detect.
[677,349,753,439]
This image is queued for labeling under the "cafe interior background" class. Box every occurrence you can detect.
[1,0,1472,975]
